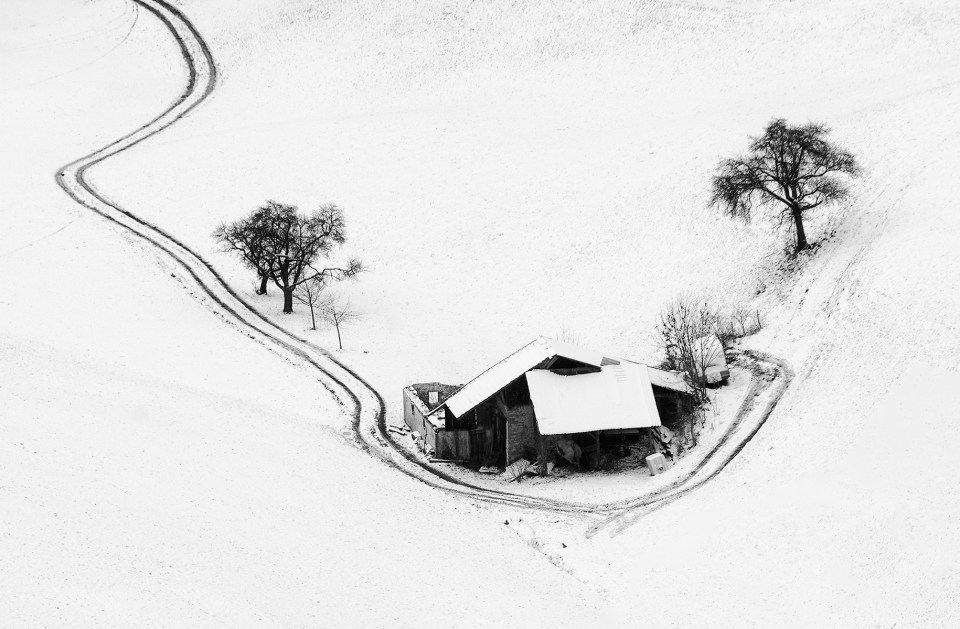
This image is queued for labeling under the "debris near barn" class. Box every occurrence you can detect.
[645,452,668,475]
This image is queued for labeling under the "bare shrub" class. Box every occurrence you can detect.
[731,305,752,336]
[554,326,581,345]
[657,295,723,446]
[712,314,739,348]
[713,304,763,346]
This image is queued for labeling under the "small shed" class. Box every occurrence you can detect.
[402,382,466,460]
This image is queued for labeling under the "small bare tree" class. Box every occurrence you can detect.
[712,314,739,348]
[553,326,581,345]
[320,294,360,350]
[711,118,861,256]
[731,305,752,337]
[658,295,724,446]
[294,275,326,330]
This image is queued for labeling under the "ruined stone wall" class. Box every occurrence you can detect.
[504,404,537,464]
[403,387,437,452]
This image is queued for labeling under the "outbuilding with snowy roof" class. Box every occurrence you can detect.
[404,337,693,467]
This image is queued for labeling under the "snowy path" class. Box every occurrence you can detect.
[53,0,383,493]
[587,350,795,536]
[50,0,600,515]
[54,0,794,524]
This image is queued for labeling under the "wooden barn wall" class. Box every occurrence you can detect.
[436,429,471,460]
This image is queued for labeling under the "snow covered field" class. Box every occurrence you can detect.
[4,0,960,626]
[1,1,615,625]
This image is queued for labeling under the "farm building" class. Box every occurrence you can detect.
[402,382,464,460]
[646,364,695,422]
[403,337,693,468]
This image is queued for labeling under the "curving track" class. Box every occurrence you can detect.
[57,0,795,527]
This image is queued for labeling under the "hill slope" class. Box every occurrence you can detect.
[4,0,960,625]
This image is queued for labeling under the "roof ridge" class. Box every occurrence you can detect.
[426,337,545,415]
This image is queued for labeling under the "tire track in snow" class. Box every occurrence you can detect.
[56,0,794,522]
[586,350,795,538]
[52,0,612,515]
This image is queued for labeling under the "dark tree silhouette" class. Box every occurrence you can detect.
[258,201,362,314]
[213,206,274,295]
[711,119,861,256]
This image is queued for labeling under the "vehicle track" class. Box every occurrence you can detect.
[586,350,795,537]
[56,0,794,524]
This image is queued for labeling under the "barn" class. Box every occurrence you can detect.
[403,337,693,468]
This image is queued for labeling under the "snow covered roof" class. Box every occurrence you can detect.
[526,363,662,435]
[646,366,694,394]
[438,337,611,418]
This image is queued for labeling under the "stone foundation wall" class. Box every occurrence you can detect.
[504,404,537,464]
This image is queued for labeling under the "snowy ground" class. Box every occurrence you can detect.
[1,1,617,625]
[4,0,960,626]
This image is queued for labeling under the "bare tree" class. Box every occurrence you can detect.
[711,119,861,256]
[319,294,360,350]
[294,275,326,330]
[257,201,362,313]
[213,201,363,312]
[712,313,739,348]
[731,305,752,337]
[657,295,724,446]
[553,326,581,345]
[212,206,274,295]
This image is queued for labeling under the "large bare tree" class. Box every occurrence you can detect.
[258,201,361,314]
[213,206,274,295]
[711,119,861,256]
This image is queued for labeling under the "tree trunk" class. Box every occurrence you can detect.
[282,288,294,313]
[792,207,808,255]
[309,304,316,329]
[257,273,269,295]
[335,323,342,350]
